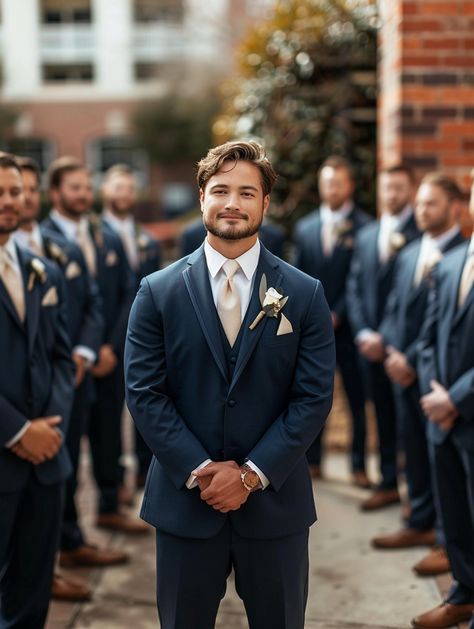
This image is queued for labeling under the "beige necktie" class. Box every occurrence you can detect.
[413,247,442,287]
[76,221,97,276]
[458,252,474,307]
[321,220,337,257]
[28,235,44,257]
[0,247,25,322]
[217,259,241,347]
[122,230,139,271]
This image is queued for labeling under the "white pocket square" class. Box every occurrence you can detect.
[105,250,118,266]
[41,286,58,307]
[65,261,82,279]
[276,313,293,336]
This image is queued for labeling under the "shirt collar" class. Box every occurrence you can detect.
[204,238,261,281]
[103,209,135,235]
[0,235,20,267]
[14,224,43,250]
[320,201,353,223]
[50,208,82,241]
[421,224,461,251]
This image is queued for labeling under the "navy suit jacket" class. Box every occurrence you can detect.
[42,215,135,357]
[418,243,474,448]
[40,225,103,353]
[125,245,335,539]
[0,246,74,493]
[380,231,466,368]
[293,206,373,322]
[180,217,286,259]
[347,213,421,335]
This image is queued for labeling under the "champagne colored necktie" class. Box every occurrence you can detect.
[458,253,474,307]
[217,259,241,347]
[28,236,44,257]
[0,248,25,322]
[322,220,337,257]
[76,221,97,276]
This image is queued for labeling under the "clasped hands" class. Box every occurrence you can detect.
[11,416,63,465]
[192,461,250,514]
[421,379,458,432]
[384,346,417,387]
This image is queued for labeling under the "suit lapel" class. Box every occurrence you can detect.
[448,248,469,329]
[406,243,425,305]
[229,248,281,394]
[183,247,228,383]
[0,278,23,330]
[17,247,41,355]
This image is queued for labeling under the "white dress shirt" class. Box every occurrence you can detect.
[1,237,31,447]
[13,224,44,256]
[102,210,139,271]
[413,225,461,286]
[378,204,414,264]
[187,238,270,490]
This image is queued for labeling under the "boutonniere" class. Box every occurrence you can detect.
[27,257,47,291]
[137,232,149,251]
[335,219,353,239]
[45,239,68,266]
[388,232,406,256]
[422,249,443,281]
[249,274,289,330]
[89,213,104,249]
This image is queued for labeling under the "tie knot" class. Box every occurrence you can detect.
[222,259,240,280]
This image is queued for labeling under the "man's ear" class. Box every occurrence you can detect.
[263,194,270,215]
[199,188,205,212]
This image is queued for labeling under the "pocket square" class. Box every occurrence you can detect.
[41,285,58,307]
[105,250,118,266]
[65,261,82,279]
[277,313,293,336]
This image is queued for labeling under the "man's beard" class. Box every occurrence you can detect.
[203,211,262,241]
[59,194,90,219]
[0,217,20,234]
[110,199,132,216]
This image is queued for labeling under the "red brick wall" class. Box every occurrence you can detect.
[379,0,474,227]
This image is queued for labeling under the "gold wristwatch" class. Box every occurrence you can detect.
[240,464,263,492]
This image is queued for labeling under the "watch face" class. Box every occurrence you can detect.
[246,471,260,488]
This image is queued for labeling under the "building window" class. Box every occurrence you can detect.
[0,138,55,173]
[134,0,184,23]
[41,0,92,24]
[42,64,94,83]
[134,63,160,82]
[87,137,149,187]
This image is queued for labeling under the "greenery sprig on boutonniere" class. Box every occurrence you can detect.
[27,258,47,291]
[45,240,68,266]
[249,274,289,331]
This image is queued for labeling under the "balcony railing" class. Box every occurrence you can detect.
[40,25,95,62]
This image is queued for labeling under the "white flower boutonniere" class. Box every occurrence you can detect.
[45,240,68,266]
[388,232,406,257]
[27,258,47,291]
[249,274,289,331]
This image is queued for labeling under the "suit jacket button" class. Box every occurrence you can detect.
[228,399,236,407]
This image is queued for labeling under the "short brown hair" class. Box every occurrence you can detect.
[318,155,355,181]
[0,151,21,174]
[47,156,86,189]
[197,141,277,196]
[381,163,415,183]
[420,172,463,202]
[17,156,41,185]
[103,163,134,183]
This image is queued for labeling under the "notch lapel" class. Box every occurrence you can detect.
[182,247,228,383]
[18,248,41,356]
[229,248,281,394]
[0,279,23,330]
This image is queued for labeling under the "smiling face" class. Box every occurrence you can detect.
[102,172,137,217]
[318,165,354,211]
[0,167,24,243]
[50,168,93,220]
[200,160,270,244]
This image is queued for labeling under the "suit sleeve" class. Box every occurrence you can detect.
[0,396,29,448]
[379,258,402,348]
[76,266,104,355]
[246,281,336,491]
[346,236,370,336]
[125,278,211,489]
[108,240,136,356]
[42,268,75,437]
[449,368,474,422]
[417,276,440,395]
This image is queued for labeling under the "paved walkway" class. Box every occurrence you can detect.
[46,451,468,629]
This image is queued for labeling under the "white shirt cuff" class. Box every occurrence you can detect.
[73,346,97,369]
[355,328,374,345]
[246,460,270,489]
[186,458,212,489]
[6,421,31,448]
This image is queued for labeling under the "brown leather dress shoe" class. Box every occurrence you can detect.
[96,512,150,534]
[411,602,474,628]
[308,465,322,479]
[51,573,91,602]
[360,488,400,511]
[372,528,436,549]
[413,546,451,576]
[59,544,129,568]
[351,471,372,489]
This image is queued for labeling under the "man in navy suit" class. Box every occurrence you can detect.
[347,164,421,510]
[180,213,286,259]
[14,158,128,598]
[294,156,373,487]
[374,174,465,569]
[0,152,75,627]
[42,157,147,541]
[412,174,474,629]
[125,141,335,629]
[101,164,161,488]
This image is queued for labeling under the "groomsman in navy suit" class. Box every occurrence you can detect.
[101,164,161,488]
[180,214,286,259]
[0,152,74,627]
[294,156,373,486]
[42,157,147,540]
[413,174,474,629]
[374,174,465,572]
[347,164,421,510]
[125,141,335,629]
[14,158,129,597]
